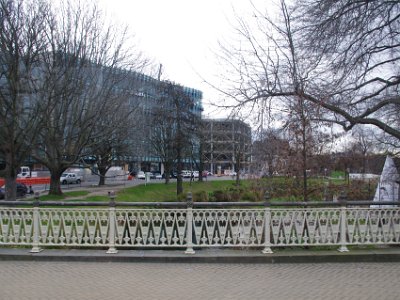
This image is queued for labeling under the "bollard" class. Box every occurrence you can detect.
[338,190,349,252]
[30,192,42,253]
[262,191,273,254]
[184,192,195,254]
[106,191,118,254]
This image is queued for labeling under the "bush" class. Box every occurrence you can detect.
[241,191,258,201]
[193,190,208,202]
[213,190,229,202]
[177,192,187,202]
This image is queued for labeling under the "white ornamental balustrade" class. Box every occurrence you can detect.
[192,209,265,247]
[0,195,399,254]
[269,209,341,247]
[0,208,33,245]
[114,209,187,247]
[36,209,110,247]
[345,208,400,245]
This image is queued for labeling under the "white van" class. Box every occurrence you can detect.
[17,166,30,178]
[137,171,145,179]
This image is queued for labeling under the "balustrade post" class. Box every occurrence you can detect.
[338,190,349,252]
[30,192,42,253]
[106,191,118,254]
[262,191,273,254]
[184,192,195,254]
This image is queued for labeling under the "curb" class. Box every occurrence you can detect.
[0,248,400,264]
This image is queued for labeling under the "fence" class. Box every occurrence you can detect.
[0,192,399,254]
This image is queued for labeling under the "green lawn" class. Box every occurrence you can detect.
[40,190,90,201]
[116,180,241,202]
[49,176,375,203]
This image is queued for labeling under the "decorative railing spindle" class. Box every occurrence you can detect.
[106,191,118,254]
[262,192,273,254]
[30,192,42,253]
[338,191,349,252]
[185,192,195,254]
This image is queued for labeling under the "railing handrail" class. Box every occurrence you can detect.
[0,199,398,208]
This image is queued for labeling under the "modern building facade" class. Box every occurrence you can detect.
[122,71,203,173]
[202,118,252,175]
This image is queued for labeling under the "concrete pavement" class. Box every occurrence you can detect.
[0,259,399,299]
[1,247,400,299]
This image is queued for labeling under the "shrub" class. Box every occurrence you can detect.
[177,192,187,202]
[193,190,208,202]
[213,190,229,202]
[241,191,257,201]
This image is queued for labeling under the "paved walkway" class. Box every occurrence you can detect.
[0,260,399,300]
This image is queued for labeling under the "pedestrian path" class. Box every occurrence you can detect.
[0,260,399,300]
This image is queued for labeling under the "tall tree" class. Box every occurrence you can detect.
[151,81,200,195]
[32,0,146,195]
[217,0,400,150]
[0,0,48,199]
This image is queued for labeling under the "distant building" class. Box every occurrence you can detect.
[202,118,251,175]
[125,74,203,173]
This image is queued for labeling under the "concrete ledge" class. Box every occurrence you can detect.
[0,247,400,264]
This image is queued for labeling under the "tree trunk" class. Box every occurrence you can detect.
[98,166,107,186]
[49,171,63,195]
[302,121,308,202]
[4,176,17,201]
[163,162,172,185]
[3,148,18,200]
[176,148,183,195]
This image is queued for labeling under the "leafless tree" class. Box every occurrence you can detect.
[297,0,400,137]
[0,0,48,199]
[32,0,148,195]
[150,89,179,184]
[87,77,137,186]
[253,128,289,177]
[151,81,200,195]
[217,0,400,148]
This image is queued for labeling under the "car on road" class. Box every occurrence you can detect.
[202,171,213,177]
[137,171,145,180]
[60,173,82,184]
[181,170,192,178]
[154,173,162,180]
[162,172,177,179]
[0,183,28,199]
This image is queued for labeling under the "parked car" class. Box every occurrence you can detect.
[60,173,82,184]
[154,173,162,180]
[181,170,192,178]
[137,171,145,180]
[162,172,177,179]
[0,183,28,199]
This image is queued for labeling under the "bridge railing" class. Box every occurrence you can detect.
[0,192,399,254]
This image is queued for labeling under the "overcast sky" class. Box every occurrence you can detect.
[98,0,273,117]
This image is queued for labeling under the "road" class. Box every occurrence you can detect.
[0,261,399,299]
[27,173,234,196]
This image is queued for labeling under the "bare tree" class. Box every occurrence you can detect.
[217,0,400,148]
[0,0,48,199]
[297,0,400,140]
[32,1,147,195]
[150,93,178,184]
[253,128,289,177]
[151,81,200,195]
[88,77,136,186]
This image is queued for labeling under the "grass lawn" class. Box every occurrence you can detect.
[40,190,90,201]
[46,176,374,203]
[116,180,241,202]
